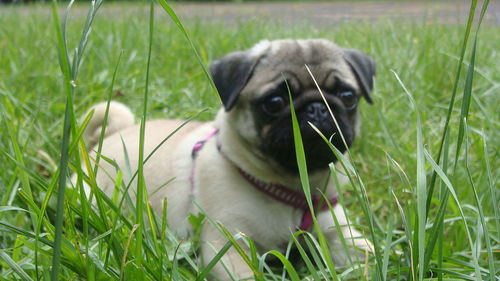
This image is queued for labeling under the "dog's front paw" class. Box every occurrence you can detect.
[331,242,371,267]
[330,228,373,267]
[351,235,374,253]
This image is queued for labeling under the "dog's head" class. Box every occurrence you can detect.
[210,39,375,173]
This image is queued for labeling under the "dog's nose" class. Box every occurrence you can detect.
[306,102,329,121]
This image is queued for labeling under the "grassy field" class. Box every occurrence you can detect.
[0,1,498,280]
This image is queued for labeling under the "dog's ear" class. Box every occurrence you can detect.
[343,48,376,104]
[210,51,261,111]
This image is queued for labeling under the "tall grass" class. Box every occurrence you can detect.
[0,0,498,280]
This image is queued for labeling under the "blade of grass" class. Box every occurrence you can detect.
[80,133,112,228]
[480,130,499,239]
[424,0,478,212]
[159,198,168,280]
[73,50,123,279]
[305,65,384,279]
[323,179,356,268]
[0,251,35,281]
[453,37,477,173]
[195,241,233,281]
[305,65,383,280]
[392,70,427,281]
[2,113,38,229]
[120,224,140,281]
[426,2,490,277]
[390,189,415,281]
[92,51,124,176]
[0,221,54,247]
[436,125,450,281]
[314,123,389,280]
[50,1,76,279]
[290,231,321,281]
[262,251,301,281]
[463,122,495,281]
[155,0,219,100]
[49,0,105,278]
[285,77,311,208]
[302,233,330,279]
[135,0,155,266]
[72,0,103,79]
[382,217,395,281]
[378,111,402,156]
[285,78,339,280]
[422,148,479,278]
[216,224,264,281]
[145,201,160,257]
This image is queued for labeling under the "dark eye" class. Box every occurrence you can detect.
[262,96,286,115]
[339,91,358,110]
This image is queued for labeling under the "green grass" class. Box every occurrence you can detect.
[0,1,498,280]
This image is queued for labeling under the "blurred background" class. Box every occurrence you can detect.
[2,1,499,27]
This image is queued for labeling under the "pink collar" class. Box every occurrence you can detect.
[191,129,338,230]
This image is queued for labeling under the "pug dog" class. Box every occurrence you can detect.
[80,39,375,280]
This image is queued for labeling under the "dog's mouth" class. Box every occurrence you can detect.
[259,110,354,174]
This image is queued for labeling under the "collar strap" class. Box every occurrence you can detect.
[190,129,220,196]
[237,167,337,230]
[237,167,310,209]
[192,129,220,158]
[191,128,338,230]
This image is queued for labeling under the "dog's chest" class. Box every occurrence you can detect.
[196,164,304,247]
[251,198,305,250]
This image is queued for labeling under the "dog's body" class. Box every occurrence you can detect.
[82,39,375,280]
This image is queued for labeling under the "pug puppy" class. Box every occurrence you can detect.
[81,39,375,280]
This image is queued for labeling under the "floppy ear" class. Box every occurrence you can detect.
[210,51,261,111]
[343,49,376,104]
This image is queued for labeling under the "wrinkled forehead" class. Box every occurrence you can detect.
[246,39,355,96]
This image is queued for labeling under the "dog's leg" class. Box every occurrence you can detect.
[201,225,255,281]
[317,204,373,266]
